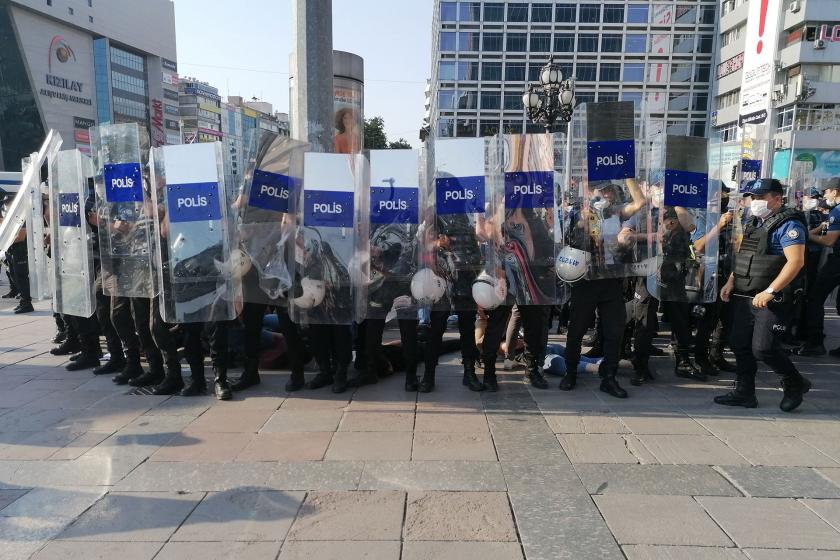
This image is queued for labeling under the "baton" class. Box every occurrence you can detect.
[730,292,783,303]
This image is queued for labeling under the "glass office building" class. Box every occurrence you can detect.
[428,1,718,140]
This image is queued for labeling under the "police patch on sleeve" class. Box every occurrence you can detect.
[831,216,836,224]
[787,229,799,240]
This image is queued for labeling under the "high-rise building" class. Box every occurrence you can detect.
[0,0,178,170]
[427,1,717,140]
[179,78,223,145]
[713,0,840,178]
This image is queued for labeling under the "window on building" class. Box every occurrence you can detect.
[777,106,795,132]
[555,3,576,22]
[558,62,573,81]
[690,121,706,137]
[673,34,695,54]
[599,63,621,82]
[603,4,624,23]
[507,4,528,22]
[698,34,714,53]
[622,91,643,108]
[625,34,647,53]
[693,93,708,112]
[456,118,477,137]
[462,61,480,80]
[483,32,503,51]
[68,7,73,15]
[528,63,543,81]
[458,31,480,51]
[578,34,598,52]
[481,91,501,111]
[458,2,481,21]
[700,5,716,24]
[531,3,553,22]
[439,118,456,139]
[669,92,691,111]
[695,64,711,82]
[675,5,697,25]
[438,89,457,110]
[602,34,623,52]
[531,33,551,52]
[624,63,645,82]
[88,0,92,6]
[503,92,522,110]
[575,92,595,106]
[554,33,574,52]
[457,91,478,110]
[627,4,648,23]
[480,119,500,136]
[576,63,597,81]
[46,0,52,5]
[667,120,688,135]
[481,61,502,81]
[671,63,693,82]
[505,62,526,81]
[484,2,504,22]
[503,119,523,134]
[598,92,619,102]
[439,61,457,81]
[579,5,601,23]
[440,32,456,51]
[507,33,527,52]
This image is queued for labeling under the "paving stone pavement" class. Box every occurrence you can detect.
[1,299,840,559]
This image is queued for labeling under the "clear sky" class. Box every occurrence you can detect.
[173,0,433,147]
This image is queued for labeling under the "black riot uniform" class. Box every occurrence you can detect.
[715,179,811,412]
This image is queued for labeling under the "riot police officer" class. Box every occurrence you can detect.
[715,179,810,412]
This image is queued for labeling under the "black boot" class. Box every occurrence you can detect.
[405,364,419,392]
[65,352,101,371]
[129,356,165,387]
[112,352,144,385]
[780,373,811,413]
[50,338,81,356]
[583,344,604,358]
[284,369,305,393]
[674,352,707,382]
[232,358,261,392]
[714,376,758,408]
[558,369,577,391]
[332,365,348,394]
[180,362,207,397]
[151,362,184,395]
[694,356,719,377]
[463,361,484,392]
[600,373,628,399]
[524,353,549,390]
[93,352,126,376]
[213,366,232,400]
[630,359,656,386]
[347,368,378,388]
[306,370,334,390]
[419,366,436,393]
[709,352,736,373]
[52,330,67,344]
[481,361,497,392]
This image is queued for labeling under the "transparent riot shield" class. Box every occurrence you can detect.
[290,152,366,325]
[90,123,156,298]
[365,149,421,319]
[565,101,652,280]
[48,150,96,317]
[238,130,308,304]
[149,143,240,323]
[499,133,557,305]
[730,126,774,251]
[647,134,718,303]
[417,137,503,313]
[24,157,51,301]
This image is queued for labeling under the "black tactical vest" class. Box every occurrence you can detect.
[733,207,805,293]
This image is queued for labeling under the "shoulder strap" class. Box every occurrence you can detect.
[764,207,805,233]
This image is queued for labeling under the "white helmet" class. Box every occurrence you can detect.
[472,272,507,310]
[229,248,252,278]
[410,268,446,304]
[555,246,589,283]
[292,277,326,309]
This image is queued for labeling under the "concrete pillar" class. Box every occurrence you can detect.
[290,0,334,152]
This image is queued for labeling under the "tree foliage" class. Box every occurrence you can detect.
[364,116,412,149]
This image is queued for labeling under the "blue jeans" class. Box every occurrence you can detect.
[543,343,600,376]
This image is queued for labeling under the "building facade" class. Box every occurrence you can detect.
[713,0,840,179]
[0,0,178,170]
[428,1,717,141]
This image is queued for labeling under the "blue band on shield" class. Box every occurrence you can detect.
[587,140,636,181]
[58,193,81,227]
[304,190,354,228]
[370,186,418,224]
[166,182,222,223]
[249,169,297,214]
[104,162,143,203]
[505,171,554,210]
[435,175,485,215]
[664,170,708,209]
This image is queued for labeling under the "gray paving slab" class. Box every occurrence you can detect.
[287,491,404,541]
[57,491,204,542]
[401,541,524,560]
[577,464,741,496]
[359,461,507,491]
[404,491,517,542]
[717,466,840,498]
[155,541,283,560]
[0,488,29,510]
[742,549,840,560]
[0,486,106,521]
[265,461,365,491]
[802,498,840,532]
[7,456,142,487]
[621,545,747,559]
[30,541,163,560]
[114,461,276,492]
[278,540,401,560]
[171,489,305,542]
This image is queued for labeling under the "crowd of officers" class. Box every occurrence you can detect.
[3,174,840,414]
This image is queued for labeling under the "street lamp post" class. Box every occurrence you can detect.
[522,56,576,192]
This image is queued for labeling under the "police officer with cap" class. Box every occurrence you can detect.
[715,178,811,412]
[797,177,840,356]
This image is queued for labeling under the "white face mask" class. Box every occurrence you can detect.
[750,199,772,220]
[592,198,610,211]
[803,198,819,211]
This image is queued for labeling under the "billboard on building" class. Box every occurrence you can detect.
[739,0,783,125]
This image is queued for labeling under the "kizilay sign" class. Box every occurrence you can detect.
[739,0,782,126]
[42,74,92,106]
